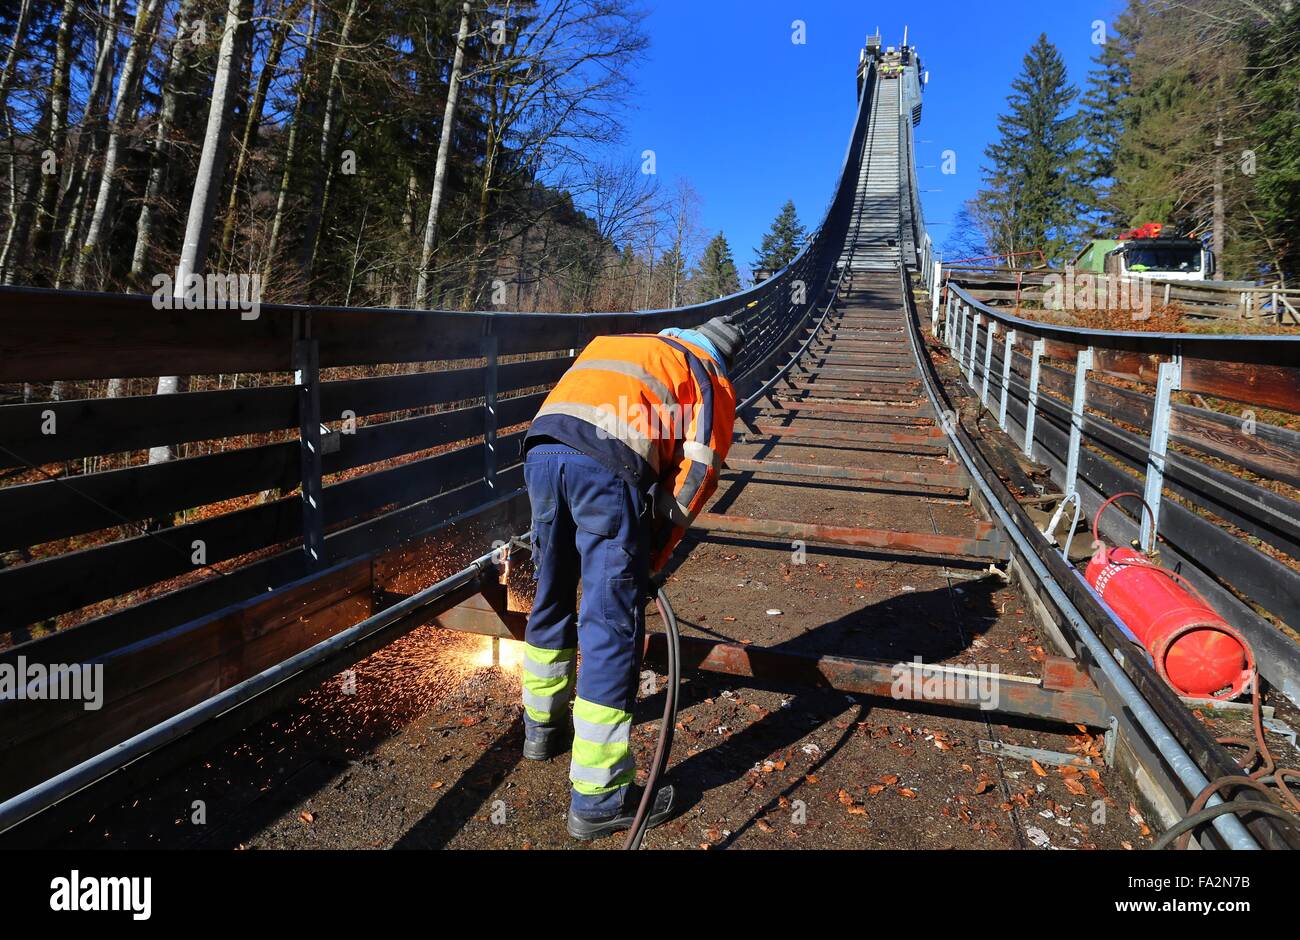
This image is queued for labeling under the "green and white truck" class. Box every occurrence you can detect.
[1073,224,1215,282]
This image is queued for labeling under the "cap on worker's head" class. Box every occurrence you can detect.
[697,315,746,368]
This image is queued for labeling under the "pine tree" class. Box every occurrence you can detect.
[977,34,1089,263]
[692,231,740,301]
[753,199,805,273]
[1105,2,1251,277]
[1079,4,1143,235]
[1238,1,1300,282]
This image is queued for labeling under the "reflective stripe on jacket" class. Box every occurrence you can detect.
[526,333,737,569]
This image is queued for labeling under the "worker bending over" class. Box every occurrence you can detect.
[520,315,744,840]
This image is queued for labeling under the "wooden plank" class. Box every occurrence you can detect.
[0,356,568,469]
[1077,377,1300,489]
[1182,358,1300,414]
[695,513,1003,560]
[0,283,707,382]
[0,474,524,670]
[744,424,946,453]
[1090,349,1164,384]
[783,379,921,401]
[792,367,920,384]
[0,384,297,470]
[1170,409,1300,489]
[724,458,964,491]
[1032,392,1300,559]
[0,560,374,755]
[1,440,300,551]
[0,393,542,551]
[0,433,520,627]
[321,430,525,529]
[0,492,305,629]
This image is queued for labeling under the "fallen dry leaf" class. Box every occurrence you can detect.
[1031,760,1048,777]
[299,811,315,824]
[1128,803,1151,837]
[898,788,918,799]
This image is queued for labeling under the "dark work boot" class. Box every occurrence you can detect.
[522,725,571,761]
[567,784,676,841]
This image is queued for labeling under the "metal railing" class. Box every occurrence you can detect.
[897,51,1297,847]
[940,265,1300,323]
[933,282,1300,706]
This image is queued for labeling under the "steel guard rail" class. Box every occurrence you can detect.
[933,281,1300,706]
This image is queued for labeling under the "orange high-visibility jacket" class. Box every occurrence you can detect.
[526,333,737,571]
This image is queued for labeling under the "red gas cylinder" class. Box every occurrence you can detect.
[1085,545,1252,699]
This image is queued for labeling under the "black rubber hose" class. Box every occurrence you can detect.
[623,587,679,850]
[1150,800,1300,850]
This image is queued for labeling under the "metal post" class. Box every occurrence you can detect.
[1141,356,1182,552]
[966,312,982,385]
[957,302,969,365]
[981,322,997,410]
[999,329,1016,432]
[944,294,955,347]
[482,330,499,493]
[1022,338,1046,460]
[294,321,325,567]
[1064,348,1094,497]
[930,261,942,331]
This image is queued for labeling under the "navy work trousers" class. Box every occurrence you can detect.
[521,445,650,818]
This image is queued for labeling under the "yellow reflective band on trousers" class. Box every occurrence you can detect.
[521,643,576,724]
[570,696,635,795]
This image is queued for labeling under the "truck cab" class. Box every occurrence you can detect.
[1074,225,1215,282]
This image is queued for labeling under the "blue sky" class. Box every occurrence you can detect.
[612,0,1124,278]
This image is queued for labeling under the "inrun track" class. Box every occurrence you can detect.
[2,35,1299,851]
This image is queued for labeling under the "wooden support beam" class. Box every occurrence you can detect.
[724,458,965,492]
[694,512,1006,561]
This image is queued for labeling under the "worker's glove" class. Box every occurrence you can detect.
[649,516,673,566]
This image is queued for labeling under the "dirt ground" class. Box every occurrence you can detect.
[44,282,1171,852]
